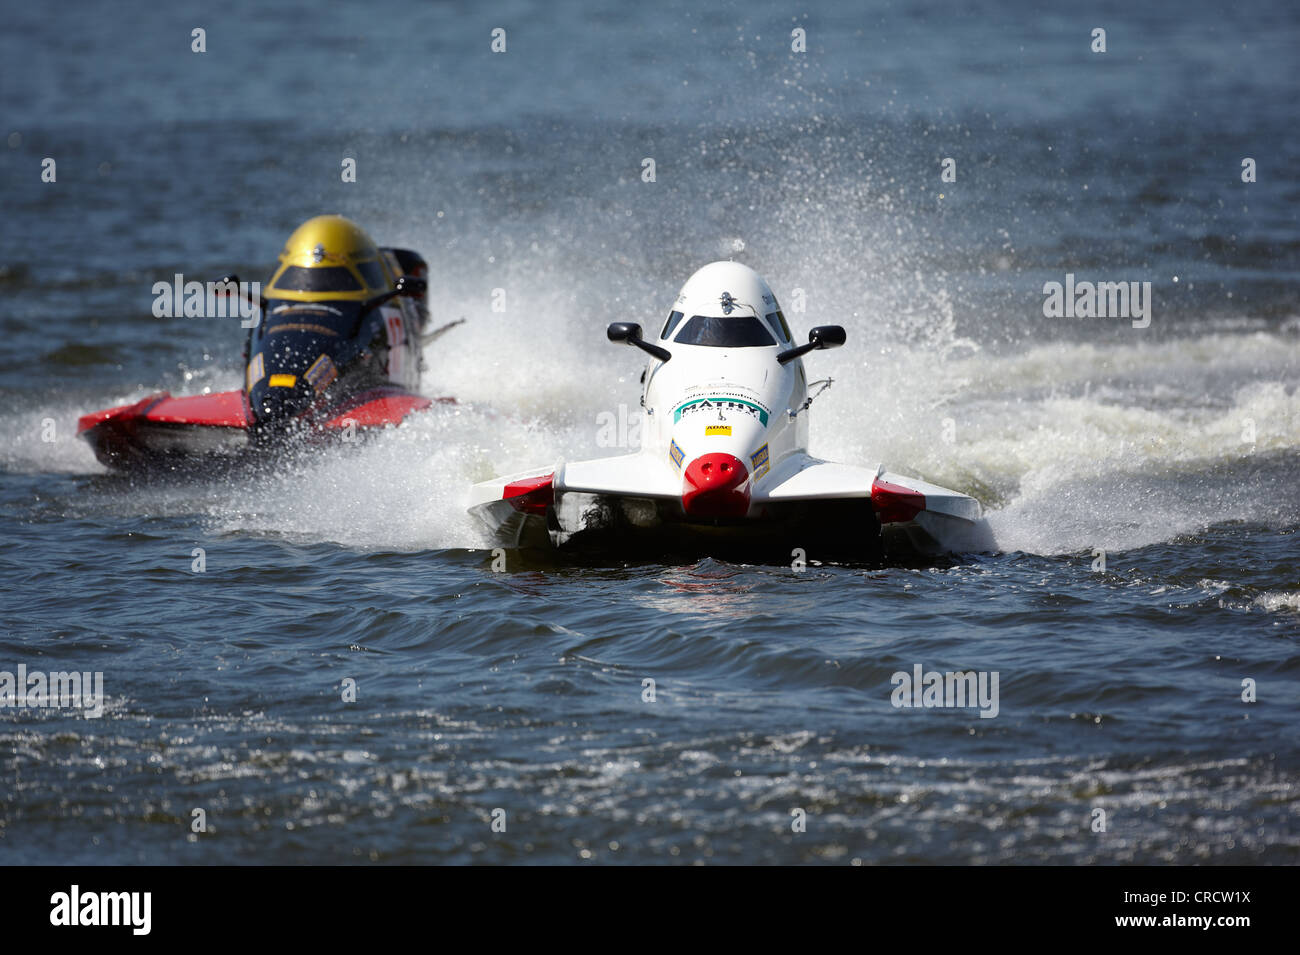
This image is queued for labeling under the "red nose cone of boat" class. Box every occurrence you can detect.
[682,453,750,518]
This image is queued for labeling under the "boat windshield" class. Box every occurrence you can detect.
[674,315,776,348]
[271,265,363,293]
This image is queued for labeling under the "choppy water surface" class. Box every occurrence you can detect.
[1,0,1297,863]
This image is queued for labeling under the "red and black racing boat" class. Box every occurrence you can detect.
[80,215,456,470]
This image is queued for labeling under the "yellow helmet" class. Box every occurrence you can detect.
[265,215,393,302]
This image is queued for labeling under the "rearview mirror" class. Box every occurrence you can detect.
[810,325,846,348]
[777,325,846,364]
[395,274,427,298]
[608,322,671,363]
[359,274,428,326]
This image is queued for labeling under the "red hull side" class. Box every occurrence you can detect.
[78,387,447,470]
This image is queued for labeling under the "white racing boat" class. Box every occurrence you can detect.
[469,262,984,560]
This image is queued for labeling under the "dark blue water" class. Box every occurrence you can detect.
[1,0,1297,863]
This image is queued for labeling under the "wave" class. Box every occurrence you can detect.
[5,321,1294,558]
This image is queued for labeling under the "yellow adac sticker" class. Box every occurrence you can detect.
[268,374,297,388]
[705,425,732,437]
